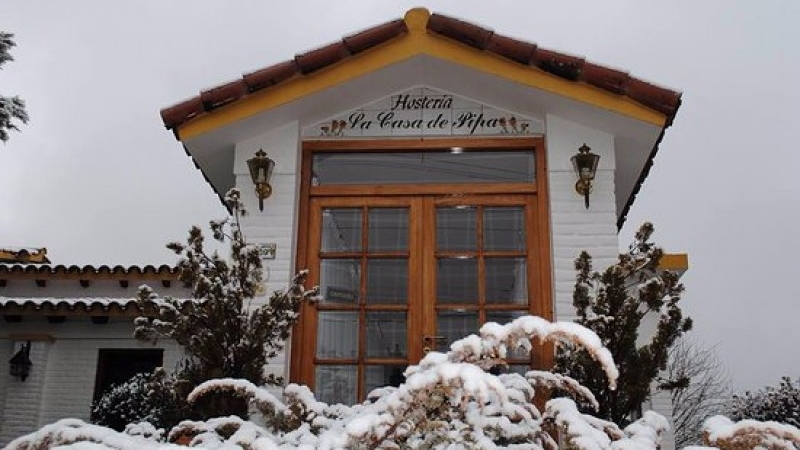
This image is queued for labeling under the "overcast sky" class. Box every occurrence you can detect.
[2,0,799,392]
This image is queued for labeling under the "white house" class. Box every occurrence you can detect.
[0,264,189,445]
[0,7,687,446]
[159,6,684,402]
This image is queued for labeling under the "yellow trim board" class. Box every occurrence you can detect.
[659,253,689,271]
[176,8,667,141]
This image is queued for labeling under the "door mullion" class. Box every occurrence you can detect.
[418,197,436,357]
[303,198,323,390]
[477,205,486,324]
[358,205,368,401]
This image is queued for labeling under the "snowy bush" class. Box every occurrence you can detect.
[9,313,800,450]
[10,315,667,450]
[556,222,693,425]
[728,376,800,428]
[133,188,318,418]
[702,415,800,450]
[91,369,189,432]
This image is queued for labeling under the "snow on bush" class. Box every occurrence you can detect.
[702,415,800,450]
[728,377,800,428]
[132,189,318,419]
[8,314,799,450]
[91,368,189,432]
[3,418,183,450]
[556,223,693,426]
[10,315,641,450]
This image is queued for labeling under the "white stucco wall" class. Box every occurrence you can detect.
[0,340,50,447]
[233,120,302,383]
[648,387,676,450]
[0,274,189,445]
[545,114,619,323]
[0,320,181,446]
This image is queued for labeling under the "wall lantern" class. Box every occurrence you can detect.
[571,143,601,209]
[247,149,275,212]
[9,341,32,381]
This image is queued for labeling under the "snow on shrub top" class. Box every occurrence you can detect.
[13,313,799,450]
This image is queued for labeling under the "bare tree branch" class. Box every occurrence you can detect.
[664,334,732,447]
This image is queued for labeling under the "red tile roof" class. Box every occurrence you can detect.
[0,297,151,316]
[160,10,681,131]
[0,264,179,278]
[0,264,184,316]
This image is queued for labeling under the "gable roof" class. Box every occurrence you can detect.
[160,8,680,135]
[161,8,682,228]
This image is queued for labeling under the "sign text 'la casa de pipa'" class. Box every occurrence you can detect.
[307,87,545,138]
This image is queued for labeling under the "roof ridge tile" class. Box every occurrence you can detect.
[427,12,494,50]
[343,19,408,55]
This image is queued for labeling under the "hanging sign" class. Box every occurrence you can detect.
[303,86,544,138]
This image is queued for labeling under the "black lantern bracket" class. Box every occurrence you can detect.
[9,341,32,381]
[247,149,276,212]
[570,143,601,209]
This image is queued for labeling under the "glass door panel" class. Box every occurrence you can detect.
[368,208,408,251]
[485,258,528,305]
[319,259,360,304]
[311,198,417,404]
[436,310,479,351]
[436,207,477,251]
[316,311,358,358]
[321,208,362,252]
[366,259,407,304]
[436,258,478,304]
[315,366,357,405]
[431,199,533,363]
[483,206,526,251]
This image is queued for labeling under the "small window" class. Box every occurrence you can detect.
[313,150,535,185]
[92,349,164,403]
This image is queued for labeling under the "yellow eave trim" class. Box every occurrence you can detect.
[176,8,668,141]
[659,253,689,272]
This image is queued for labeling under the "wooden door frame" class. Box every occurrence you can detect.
[290,137,553,385]
[297,195,423,396]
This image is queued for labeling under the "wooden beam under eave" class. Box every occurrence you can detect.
[5,333,55,342]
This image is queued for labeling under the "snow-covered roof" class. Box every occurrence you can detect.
[0,263,178,277]
[0,247,49,264]
[0,297,144,314]
[0,263,187,317]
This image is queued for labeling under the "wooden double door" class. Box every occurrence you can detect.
[294,193,547,404]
